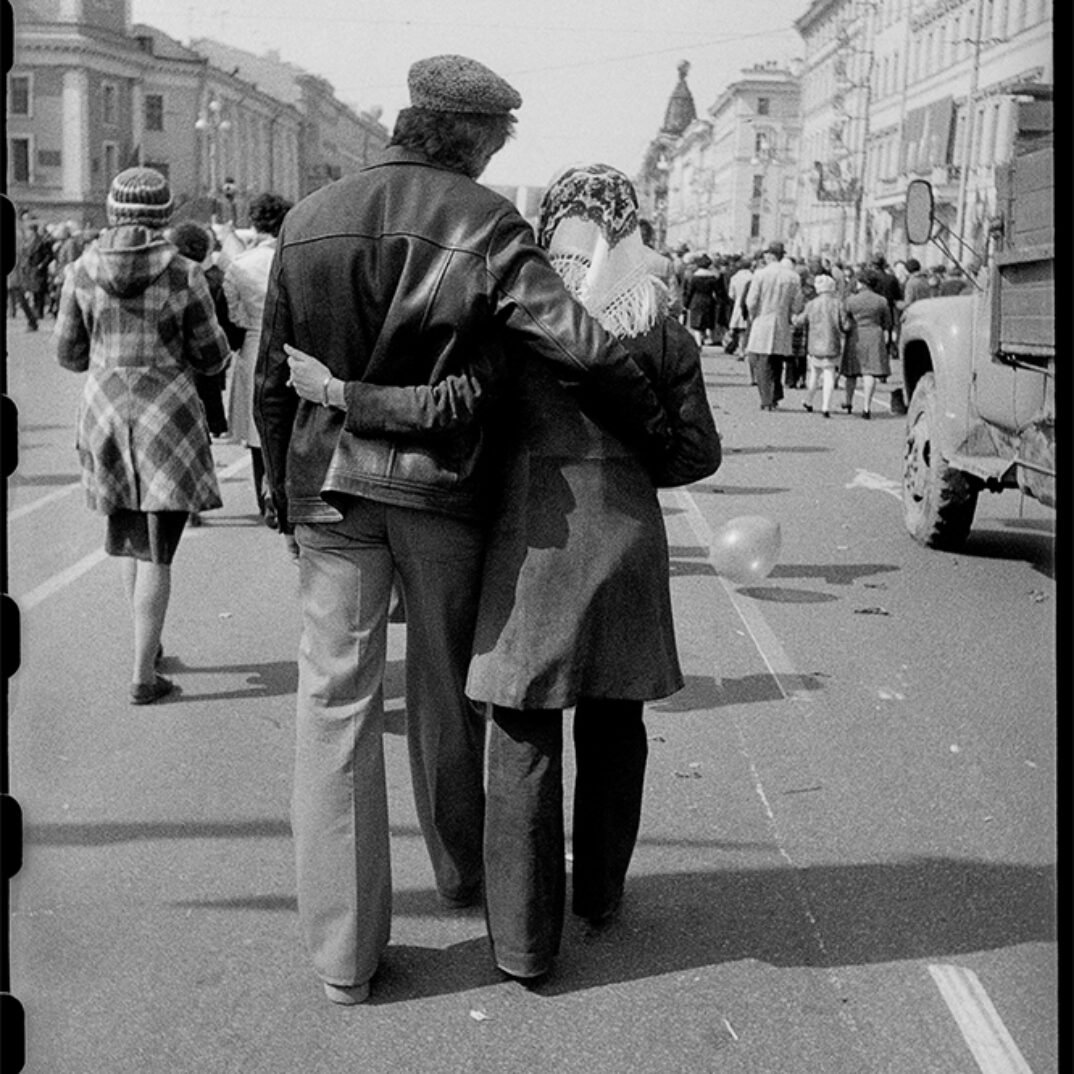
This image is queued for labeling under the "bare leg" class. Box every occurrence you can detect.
[130,562,172,685]
[862,374,877,414]
[843,375,857,410]
[804,364,818,408]
[820,367,836,414]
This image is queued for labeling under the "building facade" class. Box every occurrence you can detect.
[7,0,386,226]
[638,61,800,256]
[189,40,390,199]
[794,0,1052,263]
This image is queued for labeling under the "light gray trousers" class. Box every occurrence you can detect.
[293,499,486,987]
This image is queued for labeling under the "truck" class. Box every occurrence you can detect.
[897,84,1054,551]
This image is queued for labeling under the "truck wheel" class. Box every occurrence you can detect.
[902,372,979,550]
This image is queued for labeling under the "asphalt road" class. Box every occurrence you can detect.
[4,318,1057,1073]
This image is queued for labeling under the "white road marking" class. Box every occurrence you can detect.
[9,481,82,520]
[928,964,1034,1074]
[19,548,109,610]
[845,469,903,500]
[672,487,813,700]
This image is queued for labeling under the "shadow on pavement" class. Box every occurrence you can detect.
[529,856,1057,997]
[648,672,825,710]
[766,563,900,585]
[733,586,838,603]
[959,526,1055,580]
[165,857,1055,1004]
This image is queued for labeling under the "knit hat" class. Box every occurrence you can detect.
[408,55,522,114]
[106,167,174,228]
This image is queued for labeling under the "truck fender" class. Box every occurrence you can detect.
[898,296,979,462]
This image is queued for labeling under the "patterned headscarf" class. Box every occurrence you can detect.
[537,163,668,338]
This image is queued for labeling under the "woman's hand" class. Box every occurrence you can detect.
[284,343,332,404]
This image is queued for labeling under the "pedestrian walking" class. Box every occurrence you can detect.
[168,221,241,440]
[724,257,752,357]
[224,193,293,526]
[683,253,721,346]
[254,55,672,1007]
[471,164,720,982]
[54,167,230,703]
[839,268,893,418]
[284,163,720,985]
[10,215,41,331]
[25,221,54,321]
[900,258,931,309]
[795,274,846,417]
[785,258,812,390]
[745,241,803,409]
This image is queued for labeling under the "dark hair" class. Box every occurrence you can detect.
[905,257,921,273]
[170,221,212,263]
[390,106,516,178]
[859,268,881,291]
[249,193,293,237]
[638,218,655,246]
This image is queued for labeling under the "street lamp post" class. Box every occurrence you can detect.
[194,97,232,218]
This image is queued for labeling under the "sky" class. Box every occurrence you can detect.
[129,0,806,188]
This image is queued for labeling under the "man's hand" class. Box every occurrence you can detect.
[284,343,332,404]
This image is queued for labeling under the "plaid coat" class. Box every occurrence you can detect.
[55,226,230,514]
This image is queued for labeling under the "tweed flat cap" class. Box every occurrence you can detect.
[107,167,174,228]
[408,54,522,114]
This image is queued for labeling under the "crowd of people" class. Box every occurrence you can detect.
[648,238,976,418]
[32,48,982,1011]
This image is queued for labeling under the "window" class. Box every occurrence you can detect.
[103,142,119,183]
[754,130,770,156]
[9,75,31,116]
[37,149,61,167]
[752,174,764,199]
[757,97,770,115]
[102,82,118,126]
[750,213,761,238]
[144,94,164,132]
[10,136,32,182]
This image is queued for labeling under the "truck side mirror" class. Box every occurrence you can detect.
[905,179,935,245]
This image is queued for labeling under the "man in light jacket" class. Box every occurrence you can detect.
[744,241,804,409]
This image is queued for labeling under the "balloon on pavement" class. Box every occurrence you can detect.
[710,516,781,584]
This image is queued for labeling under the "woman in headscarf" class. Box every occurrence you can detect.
[682,252,721,347]
[840,267,893,418]
[794,273,846,417]
[55,168,230,703]
[284,163,722,983]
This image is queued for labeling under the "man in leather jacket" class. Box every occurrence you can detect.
[254,54,672,1006]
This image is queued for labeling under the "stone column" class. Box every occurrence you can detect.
[61,68,89,205]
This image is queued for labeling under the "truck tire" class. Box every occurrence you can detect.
[902,372,979,550]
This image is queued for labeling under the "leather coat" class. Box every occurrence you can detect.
[254,147,671,527]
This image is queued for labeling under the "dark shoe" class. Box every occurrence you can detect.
[802,402,813,413]
[861,410,871,420]
[841,403,853,413]
[497,964,551,986]
[822,411,831,418]
[130,675,174,705]
[323,981,370,1006]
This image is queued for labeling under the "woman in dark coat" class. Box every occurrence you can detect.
[683,253,721,346]
[840,268,892,418]
[55,168,230,703]
[284,164,722,983]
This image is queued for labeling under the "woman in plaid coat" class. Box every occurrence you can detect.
[55,168,230,704]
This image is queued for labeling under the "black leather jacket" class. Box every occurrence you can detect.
[254,147,671,527]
